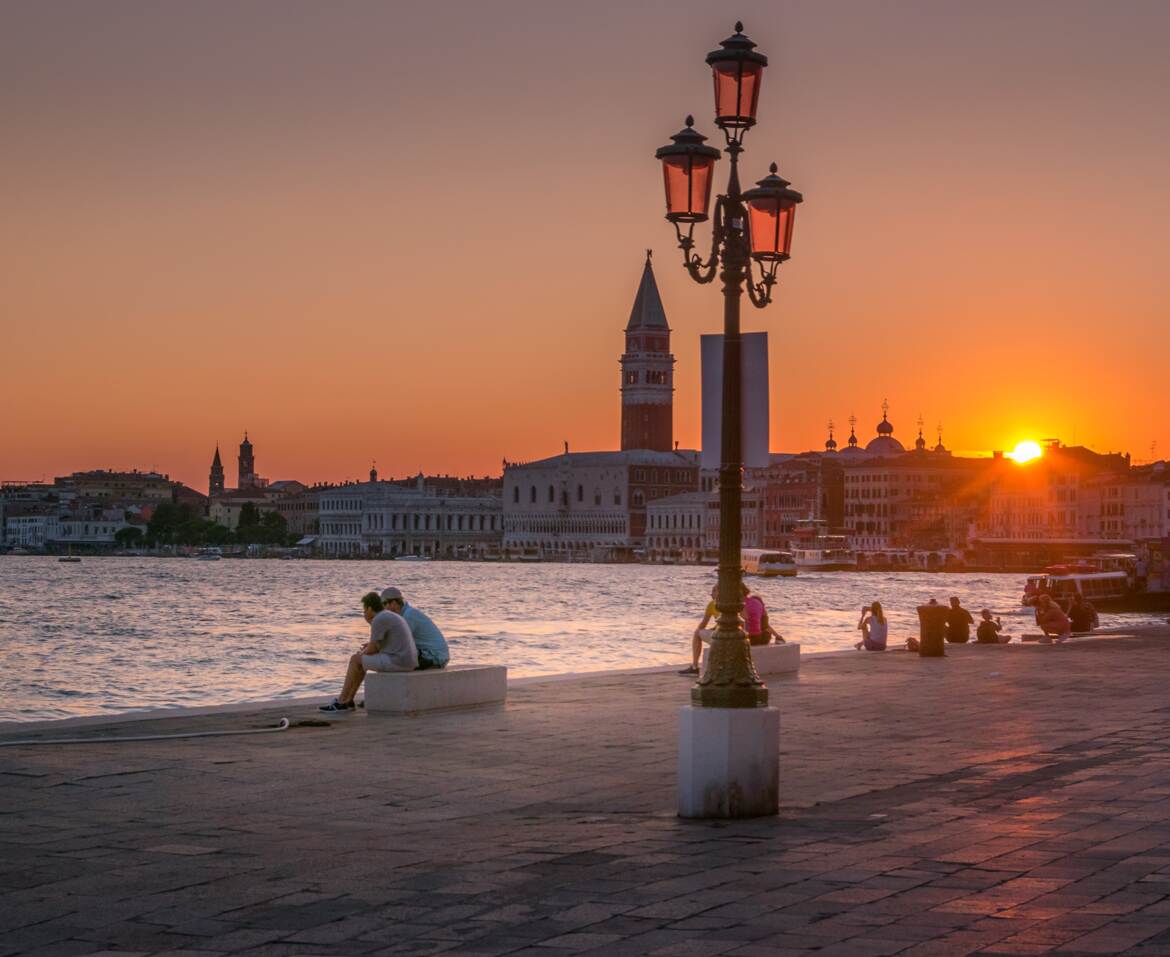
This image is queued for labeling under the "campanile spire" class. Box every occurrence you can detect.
[620,253,674,451]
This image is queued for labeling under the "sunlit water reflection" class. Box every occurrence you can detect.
[0,557,1158,722]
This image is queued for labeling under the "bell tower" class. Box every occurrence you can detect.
[209,445,225,496]
[238,432,255,489]
[620,252,674,451]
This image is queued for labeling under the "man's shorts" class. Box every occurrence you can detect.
[361,653,413,672]
[696,628,715,645]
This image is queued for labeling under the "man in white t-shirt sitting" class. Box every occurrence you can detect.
[320,591,418,713]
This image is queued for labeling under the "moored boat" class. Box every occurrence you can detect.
[1021,564,1170,613]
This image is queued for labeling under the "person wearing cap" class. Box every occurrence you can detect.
[380,587,450,670]
[320,591,418,713]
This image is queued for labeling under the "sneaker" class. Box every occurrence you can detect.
[319,698,355,713]
[677,665,699,676]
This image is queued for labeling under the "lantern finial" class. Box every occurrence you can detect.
[769,162,777,174]
[735,20,743,32]
[685,114,694,127]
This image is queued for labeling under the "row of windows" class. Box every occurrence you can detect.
[624,369,673,385]
[846,473,940,483]
[646,536,703,549]
[364,513,498,532]
[505,518,627,535]
[513,486,622,506]
[647,512,701,530]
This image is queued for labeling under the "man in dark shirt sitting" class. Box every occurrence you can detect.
[976,608,1010,643]
[944,596,975,643]
[1068,593,1099,633]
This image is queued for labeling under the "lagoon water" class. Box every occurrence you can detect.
[0,557,1156,723]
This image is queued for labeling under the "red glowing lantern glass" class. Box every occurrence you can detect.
[654,117,721,223]
[742,163,803,261]
[705,22,768,131]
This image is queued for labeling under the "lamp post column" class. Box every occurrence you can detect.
[695,186,767,710]
[658,22,802,818]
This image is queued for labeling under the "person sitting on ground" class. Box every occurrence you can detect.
[976,608,1010,644]
[944,596,975,644]
[320,591,417,712]
[380,586,449,669]
[855,601,888,651]
[743,589,784,646]
[1035,594,1072,644]
[1067,592,1099,633]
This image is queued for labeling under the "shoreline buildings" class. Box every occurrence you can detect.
[2,258,1166,566]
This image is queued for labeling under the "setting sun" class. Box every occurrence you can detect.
[1009,440,1044,463]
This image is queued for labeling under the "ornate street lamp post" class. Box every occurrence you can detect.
[656,23,803,711]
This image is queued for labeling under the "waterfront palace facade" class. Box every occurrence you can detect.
[502,255,703,560]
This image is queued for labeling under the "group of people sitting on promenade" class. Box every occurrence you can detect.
[852,591,1101,652]
[319,586,449,713]
[678,583,784,676]
[853,596,1006,651]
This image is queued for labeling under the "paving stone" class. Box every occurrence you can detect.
[4,628,1170,957]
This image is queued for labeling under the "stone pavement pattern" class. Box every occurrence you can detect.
[2,631,1170,956]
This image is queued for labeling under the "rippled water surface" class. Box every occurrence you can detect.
[0,557,1157,722]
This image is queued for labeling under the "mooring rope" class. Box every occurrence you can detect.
[0,717,291,747]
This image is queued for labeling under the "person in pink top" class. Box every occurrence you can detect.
[743,589,784,646]
[1035,594,1072,643]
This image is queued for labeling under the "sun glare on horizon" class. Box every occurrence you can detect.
[1009,440,1044,463]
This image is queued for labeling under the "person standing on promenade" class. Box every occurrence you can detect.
[380,587,449,670]
[855,601,888,651]
[1035,594,1072,643]
[976,609,1010,643]
[945,596,975,643]
[320,591,417,713]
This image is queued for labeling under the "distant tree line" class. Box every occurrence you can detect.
[114,502,296,549]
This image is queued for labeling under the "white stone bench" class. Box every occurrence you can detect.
[701,641,800,675]
[364,665,507,715]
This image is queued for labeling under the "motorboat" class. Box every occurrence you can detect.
[194,547,222,561]
[741,549,797,578]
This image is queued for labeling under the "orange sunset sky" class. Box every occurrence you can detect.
[2,1,1168,490]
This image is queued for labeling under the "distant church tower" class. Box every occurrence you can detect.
[620,252,674,452]
[209,445,225,496]
[238,432,255,489]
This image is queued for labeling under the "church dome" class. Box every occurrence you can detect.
[825,436,838,451]
[865,435,905,454]
[876,416,894,435]
[915,433,927,451]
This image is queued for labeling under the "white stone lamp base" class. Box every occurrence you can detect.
[677,705,780,818]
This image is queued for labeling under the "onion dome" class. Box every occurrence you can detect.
[824,420,838,452]
[865,402,904,454]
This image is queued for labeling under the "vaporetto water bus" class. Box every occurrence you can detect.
[741,549,798,578]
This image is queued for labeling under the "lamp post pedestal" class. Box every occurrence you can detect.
[678,705,780,818]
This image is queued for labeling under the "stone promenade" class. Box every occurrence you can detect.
[3,629,1170,957]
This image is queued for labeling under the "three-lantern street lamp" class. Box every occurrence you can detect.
[655,23,803,710]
